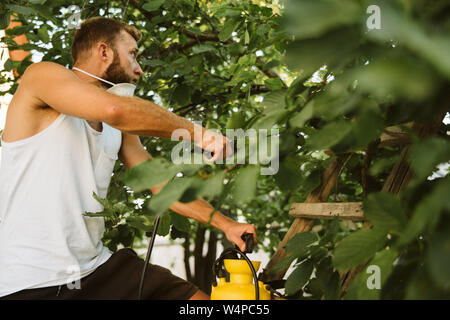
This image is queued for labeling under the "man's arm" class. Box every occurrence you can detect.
[118,132,257,251]
[23,62,231,161]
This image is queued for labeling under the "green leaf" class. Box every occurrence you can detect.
[264,78,284,91]
[141,58,167,67]
[3,59,14,72]
[91,191,113,211]
[351,107,384,149]
[214,7,242,17]
[84,210,114,218]
[121,158,179,192]
[196,171,225,198]
[180,171,225,202]
[252,91,288,130]
[172,84,192,107]
[232,165,259,204]
[285,231,318,257]
[397,176,450,246]
[244,29,250,45]
[320,217,340,245]
[289,103,314,128]
[147,177,193,215]
[37,26,50,43]
[157,213,171,236]
[0,13,11,30]
[218,19,237,42]
[261,90,286,110]
[367,2,450,79]
[263,60,281,72]
[226,111,247,130]
[408,137,450,182]
[274,157,303,191]
[285,260,314,296]
[142,0,165,12]
[126,216,154,232]
[333,228,388,272]
[306,120,352,151]
[192,44,217,54]
[170,212,191,233]
[112,201,129,215]
[4,4,36,16]
[315,257,341,300]
[303,168,322,194]
[283,0,361,40]
[426,223,450,291]
[346,248,399,300]
[350,53,436,102]
[405,269,450,300]
[251,109,287,130]
[369,155,400,176]
[273,255,297,273]
[285,27,360,75]
[363,192,407,234]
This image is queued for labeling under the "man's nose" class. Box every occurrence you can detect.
[134,63,143,77]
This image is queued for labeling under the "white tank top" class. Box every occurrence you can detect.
[0,112,122,297]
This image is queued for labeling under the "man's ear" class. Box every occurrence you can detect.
[97,42,113,63]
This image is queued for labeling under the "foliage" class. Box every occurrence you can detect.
[1,0,449,299]
[274,0,450,300]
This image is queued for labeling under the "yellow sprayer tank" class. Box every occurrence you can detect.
[211,259,271,300]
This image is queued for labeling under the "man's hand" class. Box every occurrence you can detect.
[195,126,233,162]
[224,221,258,253]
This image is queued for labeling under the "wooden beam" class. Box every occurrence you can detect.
[289,202,365,221]
[378,123,413,147]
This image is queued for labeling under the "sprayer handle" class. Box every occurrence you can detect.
[241,233,254,254]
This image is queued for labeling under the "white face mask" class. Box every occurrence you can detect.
[72,67,136,97]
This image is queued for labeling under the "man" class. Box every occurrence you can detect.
[0,17,257,300]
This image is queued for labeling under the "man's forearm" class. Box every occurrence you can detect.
[169,199,235,233]
[111,95,202,139]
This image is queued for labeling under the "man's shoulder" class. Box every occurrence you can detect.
[22,61,67,80]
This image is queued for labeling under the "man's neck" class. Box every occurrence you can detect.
[72,64,105,89]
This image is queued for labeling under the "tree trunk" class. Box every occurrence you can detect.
[183,225,218,295]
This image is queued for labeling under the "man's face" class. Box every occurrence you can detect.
[103,30,143,86]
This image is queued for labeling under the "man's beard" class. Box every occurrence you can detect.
[102,49,133,87]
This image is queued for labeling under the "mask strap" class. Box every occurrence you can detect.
[72,67,116,87]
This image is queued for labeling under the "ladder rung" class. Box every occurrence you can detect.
[289,202,365,221]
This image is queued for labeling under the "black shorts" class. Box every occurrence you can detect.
[1,248,199,300]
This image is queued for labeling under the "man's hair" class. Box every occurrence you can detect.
[71,17,141,64]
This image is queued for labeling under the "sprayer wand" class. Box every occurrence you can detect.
[138,215,161,300]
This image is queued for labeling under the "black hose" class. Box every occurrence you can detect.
[138,215,161,300]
